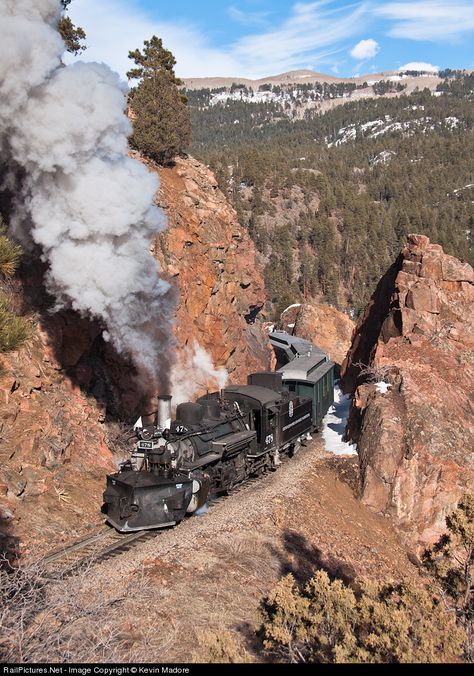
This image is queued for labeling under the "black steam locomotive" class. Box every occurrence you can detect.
[103,331,334,532]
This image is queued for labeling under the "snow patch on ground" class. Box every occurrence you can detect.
[372,150,396,165]
[322,383,357,456]
[453,183,474,194]
[445,116,460,128]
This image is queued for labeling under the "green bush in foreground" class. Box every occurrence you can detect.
[0,232,22,279]
[0,292,32,353]
[0,219,32,354]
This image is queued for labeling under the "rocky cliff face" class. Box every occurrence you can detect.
[0,154,271,554]
[342,234,474,548]
[278,301,354,366]
[152,154,271,388]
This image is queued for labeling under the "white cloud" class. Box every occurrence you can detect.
[375,1,474,41]
[65,0,370,80]
[227,6,270,26]
[350,38,380,60]
[398,61,439,72]
[233,2,368,75]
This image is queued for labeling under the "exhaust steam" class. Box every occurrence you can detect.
[0,0,176,390]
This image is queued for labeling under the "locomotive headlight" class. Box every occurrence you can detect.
[140,426,154,441]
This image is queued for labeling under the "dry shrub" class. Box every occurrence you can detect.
[0,558,155,662]
[352,361,396,385]
[193,629,252,663]
[260,571,465,663]
[212,534,274,580]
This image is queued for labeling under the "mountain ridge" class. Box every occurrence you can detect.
[183,68,444,91]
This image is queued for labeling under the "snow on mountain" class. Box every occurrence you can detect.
[326,115,461,147]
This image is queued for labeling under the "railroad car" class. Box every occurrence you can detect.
[269,330,334,429]
[102,332,335,532]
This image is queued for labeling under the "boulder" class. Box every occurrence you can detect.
[278,301,354,366]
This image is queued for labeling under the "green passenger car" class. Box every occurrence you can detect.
[269,330,335,430]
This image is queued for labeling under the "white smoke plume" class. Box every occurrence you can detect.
[0,0,176,388]
[171,341,228,407]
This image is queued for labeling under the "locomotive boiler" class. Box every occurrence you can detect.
[103,332,335,532]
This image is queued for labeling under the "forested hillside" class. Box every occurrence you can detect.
[187,73,474,316]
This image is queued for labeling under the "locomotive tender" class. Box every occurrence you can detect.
[103,331,334,532]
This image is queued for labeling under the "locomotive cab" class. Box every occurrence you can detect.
[222,373,313,459]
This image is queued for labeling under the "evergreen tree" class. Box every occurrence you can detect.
[127,36,191,164]
[58,0,86,55]
[0,216,32,355]
[423,495,474,661]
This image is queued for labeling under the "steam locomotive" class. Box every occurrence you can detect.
[102,331,335,532]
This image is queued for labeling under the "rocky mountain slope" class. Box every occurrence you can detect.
[184,69,442,119]
[0,154,271,555]
[188,72,474,316]
[341,234,474,548]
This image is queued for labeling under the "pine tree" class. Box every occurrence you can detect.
[127,36,191,165]
[58,0,86,55]
[423,495,474,661]
[0,216,32,355]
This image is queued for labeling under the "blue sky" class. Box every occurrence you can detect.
[66,1,474,80]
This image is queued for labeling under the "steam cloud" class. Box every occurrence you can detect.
[171,341,228,407]
[0,0,176,387]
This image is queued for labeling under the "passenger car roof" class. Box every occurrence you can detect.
[279,358,334,383]
[269,330,328,364]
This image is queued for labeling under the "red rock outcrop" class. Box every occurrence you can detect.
[341,234,474,548]
[152,154,271,386]
[0,312,117,556]
[278,301,354,365]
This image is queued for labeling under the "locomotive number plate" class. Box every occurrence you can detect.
[138,441,153,449]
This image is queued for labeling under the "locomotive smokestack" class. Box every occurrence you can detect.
[157,395,172,429]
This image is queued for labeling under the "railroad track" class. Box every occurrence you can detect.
[37,479,263,578]
[37,526,158,579]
